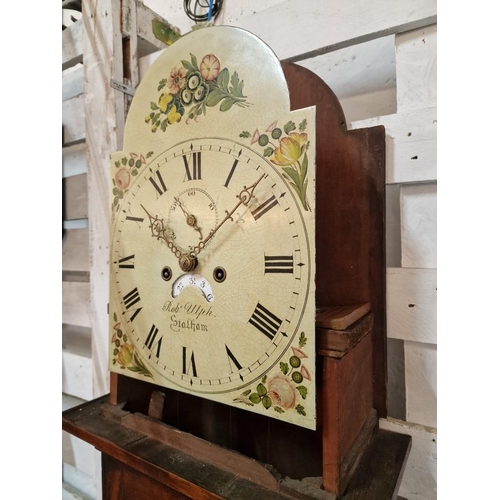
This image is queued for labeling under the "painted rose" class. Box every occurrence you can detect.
[115,168,131,190]
[167,66,186,94]
[270,132,308,166]
[200,54,221,81]
[267,374,296,409]
[117,343,134,367]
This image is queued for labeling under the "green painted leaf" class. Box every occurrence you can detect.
[240,131,251,138]
[263,147,274,157]
[299,332,307,347]
[282,167,301,188]
[299,118,307,132]
[284,121,296,134]
[242,389,252,396]
[257,383,267,396]
[262,396,272,409]
[190,53,199,71]
[274,406,285,414]
[297,386,308,399]
[262,375,267,384]
[150,102,159,110]
[300,153,308,184]
[218,68,230,92]
[219,98,236,112]
[280,362,289,375]
[113,187,121,196]
[295,404,306,416]
[249,393,261,404]
[205,89,226,107]
[161,119,168,132]
[181,60,196,73]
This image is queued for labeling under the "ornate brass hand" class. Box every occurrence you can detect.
[141,204,198,272]
[174,196,203,240]
[190,174,265,258]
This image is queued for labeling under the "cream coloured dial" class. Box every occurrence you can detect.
[110,137,311,395]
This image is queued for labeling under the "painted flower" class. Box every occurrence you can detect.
[300,365,312,381]
[180,88,193,106]
[186,71,202,90]
[270,132,308,166]
[267,374,296,409]
[167,66,186,94]
[167,104,182,124]
[193,83,208,102]
[117,343,134,367]
[158,92,174,113]
[250,129,260,145]
[292,347,308,359]
[200,54,221,81]
[115,168,131,190]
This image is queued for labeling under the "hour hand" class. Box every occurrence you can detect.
[174,197,203,240]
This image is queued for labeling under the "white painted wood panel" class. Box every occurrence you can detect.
[63,19,83,70]
[396,25,437,112]
[62,431,96,477]
[401,183,437,268]
[63,65,84,102]
[351,106,437,184]
[62,462,97,500]
[83,0,125,399]
[63,94,85,145]
[387,268,436,344]
[386,185,402,268]
[225,0,437,62]
[405,341,437,428]
[379,418,436,500]
[62,282,91,328]
[63,143,87,178]
[62,350,93,400]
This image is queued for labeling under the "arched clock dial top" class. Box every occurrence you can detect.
[109,26,317,429]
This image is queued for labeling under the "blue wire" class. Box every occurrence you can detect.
[207,0,214,21]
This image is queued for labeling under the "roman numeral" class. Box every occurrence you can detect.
[224,159,239,187]
[118,254,135,269]
[251,195,279,221]
[149,170,167,196]
[125,215,144,223]
[123,287,142,321]
[225,345,243,373]
[249,303,282,340]
[145,324,162,358]
[264,255,294,274]
[182,347,198,377]
[183,152,202,181]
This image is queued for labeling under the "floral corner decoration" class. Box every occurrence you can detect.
[145,53,249,130]
[111,151,153,213]
[234,332,310,417]
[241,119,311,211]
[111,313,153,379]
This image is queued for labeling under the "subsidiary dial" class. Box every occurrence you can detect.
[167,188,218,253]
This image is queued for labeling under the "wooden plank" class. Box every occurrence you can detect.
[316,303,371,329]
[63,65,84,101]
[63,94,85,145]
[63,430,97,476]
[351,106,437,184]
[386,338,406,421]
[401,183,437,268]
[387,268,437,344]
[62,350,93,400]
[396,25,437,112]
[62,462,98,500]
[63,228,90,274]
[232,0,437,63]
[386,184,402,267]
[63,324,92,358]
[63,18,83,70]
[405,341,437,428]
[62,281,91,328]
[83,0,125,399]
[379,418,437,500]
[63,173,88,220]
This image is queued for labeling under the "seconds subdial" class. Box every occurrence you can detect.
[167,188,218,253]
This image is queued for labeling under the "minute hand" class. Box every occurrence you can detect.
[193,174,265,255]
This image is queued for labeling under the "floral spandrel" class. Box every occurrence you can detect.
[234,332,310,417]
[241,119,311,211]
[112,151,153,213]
[111,314,153,379]
[146,53,249,130]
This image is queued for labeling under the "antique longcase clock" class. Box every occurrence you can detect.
[109,26,317,429]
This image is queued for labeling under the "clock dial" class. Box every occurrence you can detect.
[110,138,311,396]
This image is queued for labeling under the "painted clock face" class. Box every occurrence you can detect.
[109,25,316,429]
[110,137,311,395]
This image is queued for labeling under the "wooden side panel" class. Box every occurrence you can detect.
[63,173,88,220]
[63,143,87,178]
[62,282,92,328]
[63,228,90,273]
[62,94,85,145]
[282,62,387,416]
[63,19,83,70]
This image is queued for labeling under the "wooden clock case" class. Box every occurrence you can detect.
[63,61,411,499]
